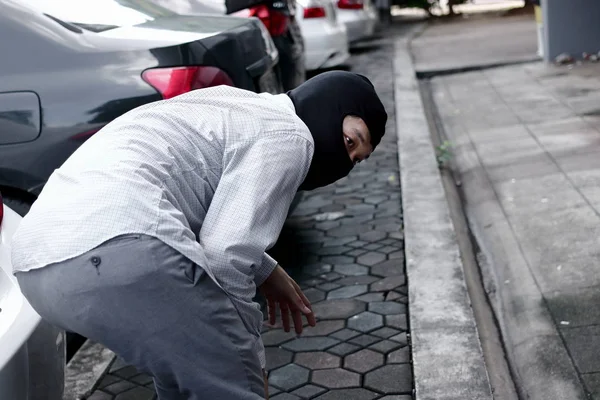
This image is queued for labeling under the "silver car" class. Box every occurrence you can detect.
[0,194,65,400]
[333,0,377,43]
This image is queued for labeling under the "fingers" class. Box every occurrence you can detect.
[292,282,317,327]
[292,310,304,334]
[280,302,291,332]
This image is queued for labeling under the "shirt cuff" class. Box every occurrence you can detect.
[255,253,278,286]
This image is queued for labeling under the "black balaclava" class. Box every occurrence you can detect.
[287,71,387,191]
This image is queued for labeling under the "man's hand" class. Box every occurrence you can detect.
[259,265,317,334]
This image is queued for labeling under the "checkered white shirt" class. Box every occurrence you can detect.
[11,86,314,367]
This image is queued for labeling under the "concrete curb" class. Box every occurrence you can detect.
[64,341,115,400]
[393,28,493,400]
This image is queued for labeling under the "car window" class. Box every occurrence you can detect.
[19,0,178,28]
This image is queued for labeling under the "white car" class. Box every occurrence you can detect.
[296,0,350,70]
[0,194,65,400]
[333,0,378,43]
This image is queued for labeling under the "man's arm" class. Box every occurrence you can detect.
[199,133,313,302]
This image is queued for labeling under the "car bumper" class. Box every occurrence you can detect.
[338,10,376,43]
[302,21,350,70]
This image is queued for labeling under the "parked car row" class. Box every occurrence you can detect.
[0,0,378,398]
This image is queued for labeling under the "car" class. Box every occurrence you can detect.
[296,0,350,70]
[150,0,307,90]
[333,0,378,43]
[0,0,280,217]
[0,192,65,400]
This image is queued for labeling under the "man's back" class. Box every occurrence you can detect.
[11,86,313,284]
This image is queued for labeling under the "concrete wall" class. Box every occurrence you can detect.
[541,0,600,61]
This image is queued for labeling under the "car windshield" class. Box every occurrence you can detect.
[19,0,178,31]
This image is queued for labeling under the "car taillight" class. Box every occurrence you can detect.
[337,0,363,9]
[249,5,288,37]
[304,6,326,18]
[142,66,234,100]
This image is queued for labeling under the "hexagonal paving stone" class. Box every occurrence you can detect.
[355,293,386,303]
[312,299,366,320]
[282,337,340,352]
[349,334,380,347]
[328,225,371,237]
[114,386,155,400]
[328,343,361,356]
[322,237,356,247]
[317,246,352,256]
[271,393,301,400]
[104,380,136,395]
[322,255,355,265]
[312,368,360,389]
[388,347,410,364]
[388,251,404,260]
[313,388,379,400]
[269,364,310,391]
[347,312,384,333]
[371,260,404,277]
[304,264,333,277]
[295,352,341,369]
[369,340,402,354]
[368,302,406,315]
[378,245,400,255]
[303,288,326,304]
[292,384,327,399]
[385,291,402,301]
[378,396,412,400]
[331,328,361,341]
[262,329,297,346]
[357,252,386,266]
[301,320,345,337]
[386,315,408,331]
[359,231,387,242]
[321,272,344,281]
[344,349,385,373]
[364,365,413,394]
[336,275,379,286]
[346,249,367,257]
[317,282,342,291]
[347,240,368,248]
[363,244,383,251]
[266,347,294,371]
[371,327,401,339]
[334,264,369,276]
[88,391,113,400]
[327,285,368,300]
[371,276,406,292]
[390,333,408,346]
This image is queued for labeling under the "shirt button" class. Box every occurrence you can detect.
[91,257,101,266]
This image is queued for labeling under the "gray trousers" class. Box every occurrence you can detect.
[16,234,265,400]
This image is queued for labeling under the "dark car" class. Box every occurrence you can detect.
[0,0,281,216]
[150,0,306,91]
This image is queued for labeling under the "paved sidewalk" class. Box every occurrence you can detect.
[430,57,600,399]
[87,25,413,400]
[411,13,538,74]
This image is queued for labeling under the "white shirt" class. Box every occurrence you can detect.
[11,86,314,366]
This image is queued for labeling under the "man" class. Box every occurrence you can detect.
[11,71,387,399]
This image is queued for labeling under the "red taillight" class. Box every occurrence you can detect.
[249,5,288,37]
[142,66,234,100]
[337,0,363,9]
[304,6,326,18]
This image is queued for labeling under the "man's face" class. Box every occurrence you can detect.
[343,115,373,165]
